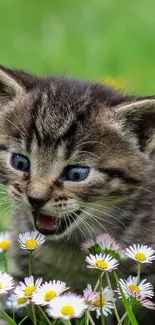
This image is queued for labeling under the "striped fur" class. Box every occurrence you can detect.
[0,66,155,324]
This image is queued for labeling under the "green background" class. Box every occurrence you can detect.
[0,0,155,223]
[0,0,155,94]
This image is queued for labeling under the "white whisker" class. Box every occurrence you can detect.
[80,208,108,233]
[75,140,112,150]
[71,212,87,240]
[78,200,130,221]
[0,116,25,136]
[82,204,127,229]
[78,214,96,238]
[74,130,94,147]
[10,110,29,137]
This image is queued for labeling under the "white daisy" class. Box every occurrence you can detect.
[93,287,115,318]
[117,276,154,299]
[83,284,98,307]
[32,280,69,306]
[46,292,87,320]
[0,232,11,252]
[96,233,125,259]
[86,253,119,271]
[129,291,155,310]
[126,244,155,263]
[6,293,30,309]
[14,276,42,298]
[0,271,14,294]
[18,231,45,251]
[138,296,155,310]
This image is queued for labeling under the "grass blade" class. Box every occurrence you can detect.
[114,272,138,325]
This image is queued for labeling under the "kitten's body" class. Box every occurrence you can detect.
[0,66,155,324]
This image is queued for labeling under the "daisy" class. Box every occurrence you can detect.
[14,276,42,298]
[96,233,125,259]
[0,232,11,252]
[139,296,155,310]
[83,284,98,307]
[0,271,14,294]
[6,293,30,309]
[126,244,155,263]
[117,276,154,299]
[81,239,96,251]
[46,292,87,320]
[83,284,115,316]
[129,291,155,310]
[86,253,119,271]
[81,239,102,255]
[18,231,45,251]
[32,280,69,306]
[95,288,114,318]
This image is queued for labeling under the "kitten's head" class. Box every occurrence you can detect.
[0,66,155,240]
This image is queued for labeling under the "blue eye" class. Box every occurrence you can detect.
[11,153,30,172]
[64,166,89,182]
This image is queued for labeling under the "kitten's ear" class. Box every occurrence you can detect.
[116,98,155,153]
[0,67,25,104]
[116,98,155,118]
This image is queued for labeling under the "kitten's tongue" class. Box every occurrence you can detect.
[38,213,59,232]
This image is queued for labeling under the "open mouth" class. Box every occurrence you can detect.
[32,211,81,235]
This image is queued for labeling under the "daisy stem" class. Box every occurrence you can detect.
[85,311,90,325]
[29,251,33,276]
[94,272,104,291]
[117,311,128,325]
[37,305,52,325]
[106,272,120,323]
[99,271,105,325]
[25,306,33,322]
[12,306,15,322]
[137,262,141,285]
[88,312,96,325]
[3,251,8,272]
[31,302,37,325]
[93,279,99,291]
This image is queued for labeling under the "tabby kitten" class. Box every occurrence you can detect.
[0,66,155,324]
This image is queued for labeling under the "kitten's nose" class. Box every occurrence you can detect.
[27,181,53,210]
[27,194,50,210]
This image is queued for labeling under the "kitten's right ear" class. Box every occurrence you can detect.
[0,67,24,105]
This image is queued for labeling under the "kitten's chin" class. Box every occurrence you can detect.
[32,211,81,236]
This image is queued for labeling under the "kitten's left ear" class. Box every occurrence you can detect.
[0,67,25,105]
[116,98,155,153]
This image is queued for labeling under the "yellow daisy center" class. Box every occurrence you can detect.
[135,252,146,261]
[0,282,3,289]
[17,297,27,305]
[44,290,57,301]
[61,305,75,316]
[24,286,36,296]
[0,240,11,251]
[96,259,108,269]
[25,239,38,250]
[94,295,106,307]
[128,284,140,293]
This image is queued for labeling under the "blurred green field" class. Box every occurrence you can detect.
[0,0,155,93]
[0,0,155,224]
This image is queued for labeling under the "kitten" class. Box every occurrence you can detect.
[0,66,155,324]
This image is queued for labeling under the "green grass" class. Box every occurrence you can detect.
[0,0,155,94]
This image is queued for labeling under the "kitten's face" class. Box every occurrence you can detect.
[0,67,154,240]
